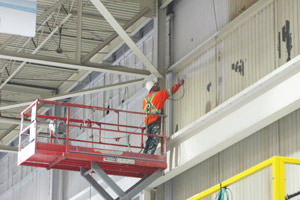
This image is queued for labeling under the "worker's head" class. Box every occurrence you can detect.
[145,81,160,92]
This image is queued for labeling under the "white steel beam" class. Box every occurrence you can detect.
[0,78,144,111]
[76,0,83,64]
[87,0,163,78]
[0,50,151,78]
[4,83,56,96]
[0,144,18,153]
[0,13,73,90]
[150,54,300,188]
[81,8,151,64]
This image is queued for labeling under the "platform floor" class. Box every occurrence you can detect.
[18,142,167,178]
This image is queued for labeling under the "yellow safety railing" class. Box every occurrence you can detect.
[188,156,300,200]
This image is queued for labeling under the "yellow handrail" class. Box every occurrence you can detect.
[188,156,300,200]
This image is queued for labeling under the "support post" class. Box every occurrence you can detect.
[272,157,285,200]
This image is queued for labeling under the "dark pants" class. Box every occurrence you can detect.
[143,119,161,154]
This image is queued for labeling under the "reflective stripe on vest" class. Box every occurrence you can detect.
[144,92,162,114]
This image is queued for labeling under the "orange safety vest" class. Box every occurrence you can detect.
[143,82,181,125]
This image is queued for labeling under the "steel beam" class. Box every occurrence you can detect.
[0,144,18,153]
[81,8,150,63]
[3,83,56,96]
[76,0,83,64]
[0,78,144,111]
[0,13,73,90]
[119,170,163,200]
[0,50,151,78]
[80,167,114,200]
[91,162,125,197]
[89,0,162,78]
[70,11,128,24]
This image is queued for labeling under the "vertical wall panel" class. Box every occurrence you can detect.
[228,0,259,20]
[173,47,217,130]
[279,108,300,196]
[222,3,275,100]
[172,156,218,200]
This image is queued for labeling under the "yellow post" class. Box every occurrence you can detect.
[272,157,285,200]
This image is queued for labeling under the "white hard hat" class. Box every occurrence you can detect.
[145,81,154,92]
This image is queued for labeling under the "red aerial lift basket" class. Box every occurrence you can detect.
[18,99,167,178]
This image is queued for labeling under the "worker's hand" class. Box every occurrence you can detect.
[178,79,184,86]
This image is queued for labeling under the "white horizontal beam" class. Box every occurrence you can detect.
[89,0,163,78]
[150,54,300,188]
[0,78,144,111]
[0,50,150,78]
[0,144,18,153]
[4,83,56,96]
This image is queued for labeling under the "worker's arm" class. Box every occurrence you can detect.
[168,79,184,96]
[157,80,184,103]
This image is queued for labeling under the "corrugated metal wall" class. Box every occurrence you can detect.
[165,108,300,200]
[228,0,259,20]
[275,0,300,67]
[222,2,275,100]
[173,47,217,130]
[162,0,300,199]
[173,1,276,128]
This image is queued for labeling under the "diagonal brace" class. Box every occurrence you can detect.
[119,169,163,200]
[80,167,114,200]
[92,162,125,197]
[89,0,163,78]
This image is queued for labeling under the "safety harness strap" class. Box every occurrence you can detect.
[144,92,162,114]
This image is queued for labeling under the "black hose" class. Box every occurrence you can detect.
[286,191,300,200]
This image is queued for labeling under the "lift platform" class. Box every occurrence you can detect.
[18,99,167,178]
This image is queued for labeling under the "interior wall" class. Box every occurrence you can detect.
[157,0,300,199]
[172,0,260,63]
[172,0,300,132]
[158,108,300,200]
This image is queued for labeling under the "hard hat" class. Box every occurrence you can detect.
[145,81,154,91]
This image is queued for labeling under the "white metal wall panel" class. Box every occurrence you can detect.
[279,108,300,196]
[173,47,217,130]
[275,0,300,67]
[166,121,278,200]
[228,0,259,20]
[222,3,275,100]
[172,156,218,200]
[0,154,51,200]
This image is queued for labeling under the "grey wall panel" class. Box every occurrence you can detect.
[228,0,259,20]
[159,108,300,200]
[173,0,218,62]
[172,156,218,200]
[173,47,217,131]
[222,2,275,100]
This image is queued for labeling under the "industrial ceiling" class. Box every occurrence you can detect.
[0,0,157,147]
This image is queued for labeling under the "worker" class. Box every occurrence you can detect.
[143,79,184,154]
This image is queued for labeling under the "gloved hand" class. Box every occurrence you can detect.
[178,79,184,86]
